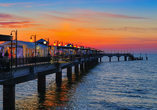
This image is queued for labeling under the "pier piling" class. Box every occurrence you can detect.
[38,75,46,93]
[75,64,79,75]
[67,67,72,79]
[80,63,83,72]
[124,56,127,61]
[117,56,120,61]
[56,71,62,84]
[3,84,15,110]
[109,57,111,62]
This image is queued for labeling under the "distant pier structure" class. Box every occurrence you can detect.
[103,53,143,62]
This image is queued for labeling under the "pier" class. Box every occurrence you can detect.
[0,34,144,110]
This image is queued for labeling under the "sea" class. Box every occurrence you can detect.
[0,54,157,110]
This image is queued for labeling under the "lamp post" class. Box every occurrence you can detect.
[30,35,36,65]
[10,30,17,67]
[58,41,63,46]
[44,38,49,55]
[53,40,59,47]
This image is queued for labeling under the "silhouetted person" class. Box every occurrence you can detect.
[4,50,9,58]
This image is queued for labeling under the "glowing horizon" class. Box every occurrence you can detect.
[0,0,157,54]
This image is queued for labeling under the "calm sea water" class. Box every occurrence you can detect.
[0,54,157,110]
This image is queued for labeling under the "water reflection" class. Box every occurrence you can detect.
[16,71,87,109]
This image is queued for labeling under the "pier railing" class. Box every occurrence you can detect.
[0,53,103,75]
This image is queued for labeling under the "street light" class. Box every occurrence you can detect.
[44,38,49,55]
[53,40,58,46]
[10,30,17,67]
[58,41,63,46]
[30,35,36,65]
[43,38,49,46]
[64,42,69,46]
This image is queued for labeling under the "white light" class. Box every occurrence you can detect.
[43,41,46,44]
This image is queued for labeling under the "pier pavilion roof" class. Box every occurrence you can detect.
[0,40,48,49]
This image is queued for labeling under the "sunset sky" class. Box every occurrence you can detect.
[0,0,157,54]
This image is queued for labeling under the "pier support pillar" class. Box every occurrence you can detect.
[80,63,83,72]
[109,57,111,62]
[38,75,46,93]
[124,56,127,61]
[118,57,120,61]
[67,67,72,79]
[88,61,91,69]
[56,71,62,84]
[100,57,101,62]
[146,56,148,60]
[85,62,88,69]
[3,84,15,110]
[75,64,79,75]
[94,59,96,65]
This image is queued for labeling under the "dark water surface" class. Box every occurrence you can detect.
[0,54,157,110]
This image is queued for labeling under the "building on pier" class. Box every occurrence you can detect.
[0,40,52,57]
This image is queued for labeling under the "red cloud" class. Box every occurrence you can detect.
[0,21,38,28]
[0,13,38,28]
[0,13,33,21]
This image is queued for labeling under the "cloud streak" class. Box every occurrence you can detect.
[0,21,38,28]
[0,12,38,28]
[96,27,157,33]
[0,2,33,7]
[76,9,148,19]
[45,14,84,22]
